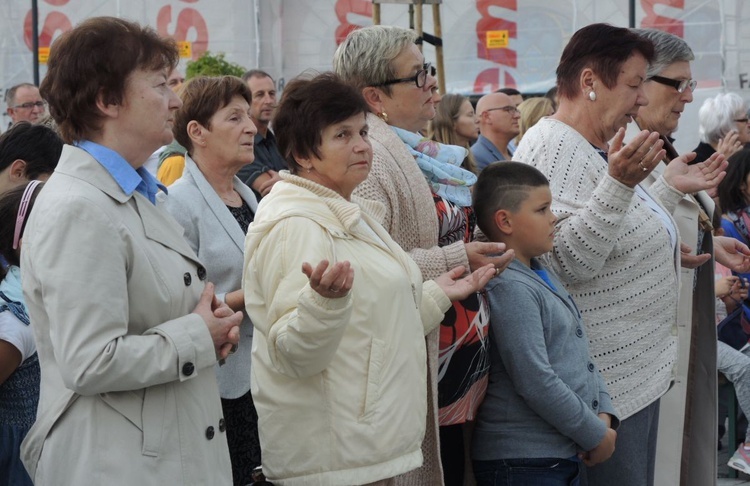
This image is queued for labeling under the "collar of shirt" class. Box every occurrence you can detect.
[76,140,167,204]
[478,134,506,159]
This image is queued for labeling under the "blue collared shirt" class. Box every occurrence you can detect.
[470,134,512,172]
[77,140,167,204]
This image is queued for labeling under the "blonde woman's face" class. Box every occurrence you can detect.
[454,99,479,143]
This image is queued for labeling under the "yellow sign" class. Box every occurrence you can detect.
[486,30,509,49]
[38,47,50,64]
[177,41,192,59]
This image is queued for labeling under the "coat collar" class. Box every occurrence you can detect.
[56,145,202,265]
[182,154,259,252]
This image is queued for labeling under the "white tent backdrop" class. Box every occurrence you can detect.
[1,0,748,152]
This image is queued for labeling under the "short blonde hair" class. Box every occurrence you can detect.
[333,25,418,96]
[516,97,553,143]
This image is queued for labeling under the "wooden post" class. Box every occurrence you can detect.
[373,3,381,25]
[415,0,423,52]
[432,3,445,95]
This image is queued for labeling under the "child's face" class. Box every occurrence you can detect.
[510,185,557,259]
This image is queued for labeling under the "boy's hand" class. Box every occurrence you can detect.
[582,428,617,467]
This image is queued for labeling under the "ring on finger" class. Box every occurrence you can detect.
[638,160,648,172]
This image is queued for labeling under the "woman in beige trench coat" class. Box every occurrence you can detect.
[18,17,241,485]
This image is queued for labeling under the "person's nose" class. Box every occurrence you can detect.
[245,117,257,135]
[636,85,649,107]
[169,89,183,110]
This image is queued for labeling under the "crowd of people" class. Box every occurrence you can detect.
[2,14,750,486]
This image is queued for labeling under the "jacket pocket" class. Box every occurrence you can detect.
[360,337,385,422]
[98,386,166,457]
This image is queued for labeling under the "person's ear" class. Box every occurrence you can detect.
[95,89,120,118]
[293,150,312,171]
[494,209,513,235]
[186,120,206,147]
[362,86,385,115]
[8,159,27,182]
[580,68,596,97]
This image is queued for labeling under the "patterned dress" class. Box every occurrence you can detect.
[433,193,490,425]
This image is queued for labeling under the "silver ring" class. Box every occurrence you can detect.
[638,161,648,172]
[331,288,340,293]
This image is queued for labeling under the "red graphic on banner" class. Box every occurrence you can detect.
[157,5,209,59]
[474,0,518,91]
[641,0,685,37]
[334,0,372,45]
[23,0,72,50]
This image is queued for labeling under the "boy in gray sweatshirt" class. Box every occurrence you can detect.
[470,162,619,485]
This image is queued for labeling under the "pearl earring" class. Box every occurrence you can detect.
[588,91,597,102]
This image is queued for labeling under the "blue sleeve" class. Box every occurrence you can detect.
[722,217,746,245]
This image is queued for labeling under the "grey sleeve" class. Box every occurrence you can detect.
[487,280,608,451]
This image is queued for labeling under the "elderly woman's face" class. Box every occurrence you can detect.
[380,44,438,133]
[301,112,372,200]
[202,95,257,168]
[639,61,693,137]
[118,69,182,157]
[595,53,649,139]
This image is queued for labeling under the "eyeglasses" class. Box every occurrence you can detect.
[484,105,520,115]
[735,118,750,124]
[371,62,436,89]
[648,75,697,93]
[12,101,46,110]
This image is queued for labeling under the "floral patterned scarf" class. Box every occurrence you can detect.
[391,126,476,207]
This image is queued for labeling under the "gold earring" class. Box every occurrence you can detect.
[378,111,389,123]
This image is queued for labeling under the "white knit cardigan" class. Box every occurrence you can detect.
[514,117,683,420]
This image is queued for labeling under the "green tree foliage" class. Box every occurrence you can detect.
[186,52,246,79]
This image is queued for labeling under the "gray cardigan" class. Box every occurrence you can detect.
[159,155,259,399]
[473,258,619,461]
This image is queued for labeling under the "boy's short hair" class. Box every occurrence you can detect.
[473,161,550,238]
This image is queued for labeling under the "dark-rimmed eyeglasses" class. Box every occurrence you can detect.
[648,75,697,93]
[371,63,436,89]
[484,105,520,115]
[12,101,46,110]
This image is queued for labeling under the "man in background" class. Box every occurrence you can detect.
[237,70,286,198]
[5,83,46,127]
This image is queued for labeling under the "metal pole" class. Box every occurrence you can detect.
[32,0,39,86]
[629,0,636,28]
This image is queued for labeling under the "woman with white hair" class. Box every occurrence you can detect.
[693,92,749,163]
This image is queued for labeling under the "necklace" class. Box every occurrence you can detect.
[220,190,242,207]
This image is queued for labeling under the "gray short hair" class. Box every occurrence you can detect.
[4,82,36,106]
[631,28,694,78]
[333,25,418,95]
[699,93,747,144]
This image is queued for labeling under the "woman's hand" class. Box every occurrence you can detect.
[663,152,727,195]
[302,260,354,299]
[680,243,711,269]
[607,128,664,188]
[434,264,496,302]
[716,275,748,300]
[465,241,515,273]
[717,130,743,159]
[715,236,750,274]
[193,282,243,360]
